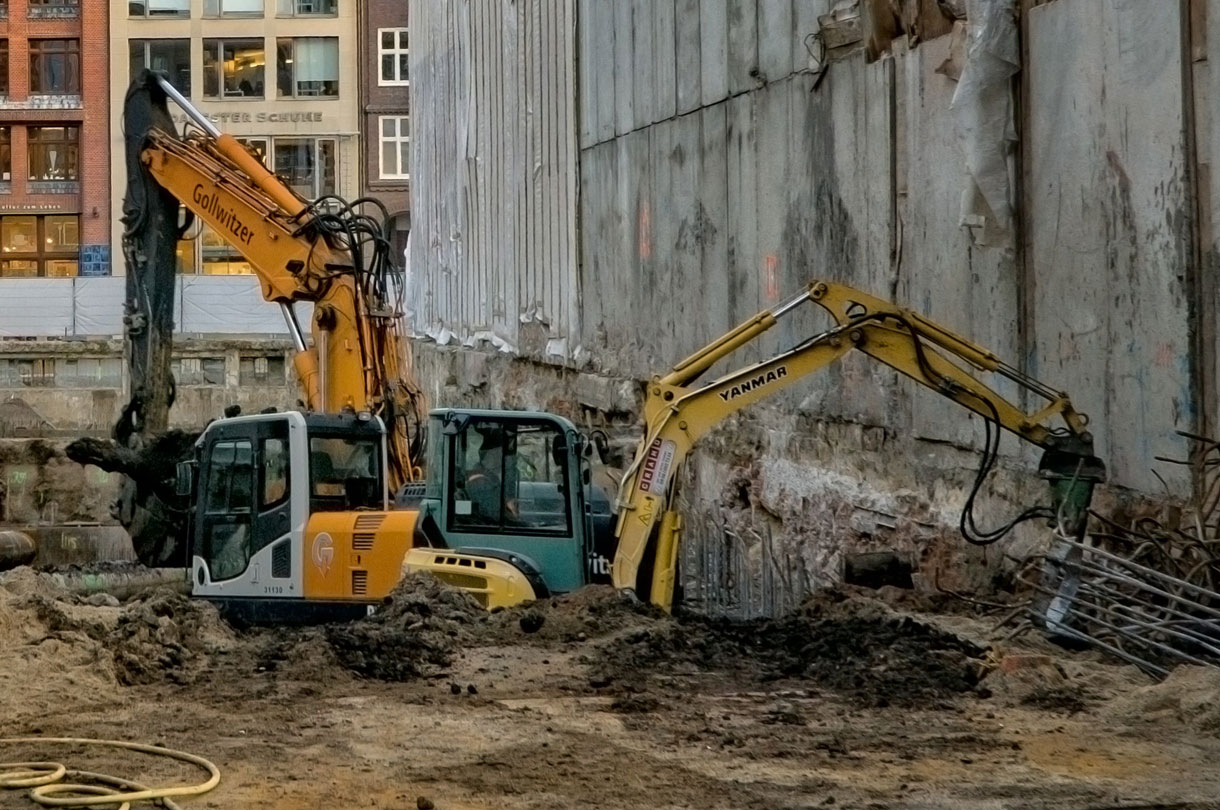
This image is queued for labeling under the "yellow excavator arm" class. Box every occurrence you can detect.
[611,280,1104,610]
[133,74,426,488]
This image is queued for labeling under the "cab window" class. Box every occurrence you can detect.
[202,439,254,581]
[309,436,381,509]
[450,420,571,534]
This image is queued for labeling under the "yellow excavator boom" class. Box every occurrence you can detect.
[612,280,1102,611]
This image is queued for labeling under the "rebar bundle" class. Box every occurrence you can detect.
[1027,431,1220,678]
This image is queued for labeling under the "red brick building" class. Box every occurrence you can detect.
[357,0,409,256]
[0,0,109,278]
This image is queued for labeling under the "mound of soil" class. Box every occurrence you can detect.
[592,597,989,707]
[477,585,665,646]
[325,573,486,681]
[1108,665,1220,736]
[108,587,235,685]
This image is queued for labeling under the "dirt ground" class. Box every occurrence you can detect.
[3,569,1220,810]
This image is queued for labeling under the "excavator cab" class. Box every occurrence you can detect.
[403,408,613,608]
[181,410,417,622]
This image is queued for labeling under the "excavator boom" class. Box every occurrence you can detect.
[612,280,1104,610]
[133,72,425,489]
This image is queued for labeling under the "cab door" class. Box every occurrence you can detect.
[191,415,302,600]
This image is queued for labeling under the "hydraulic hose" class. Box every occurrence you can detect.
[0,738,219,809]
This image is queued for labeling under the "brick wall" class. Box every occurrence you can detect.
[360,0,409,218]
[0,0,110,275]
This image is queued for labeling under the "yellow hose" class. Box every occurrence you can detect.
[0,738,219,809]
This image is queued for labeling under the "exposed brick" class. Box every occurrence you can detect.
[358,0,409,217]
[0,0,110,274]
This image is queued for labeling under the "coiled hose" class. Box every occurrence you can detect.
[0,738,219,809]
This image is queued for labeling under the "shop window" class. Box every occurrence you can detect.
[0,41,8,95]
[130,40,190,98]
[379,116,409,181]
[276,0,334,16]
[173,356,226,386]
[203,39,264,99]
[28,127,79,182]
[274,138,336,201]
[204,0,263,16]
[276,37,339,98]
[0,128,10,183]
[199,224,254,275]
[0,215,78,277]
[378,28,408,86]
[239,355,286,386]
[29,40,80,94]
[130,0,190,17]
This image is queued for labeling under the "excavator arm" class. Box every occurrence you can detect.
[611,280,1105,610]
[130,73,425,488]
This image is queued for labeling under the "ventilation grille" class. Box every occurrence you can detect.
[351,569,368,596]
[354,514,386,531]
[271,542,290,579]
[352,533,375,551]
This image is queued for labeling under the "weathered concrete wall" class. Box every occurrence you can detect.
[409,0,1206,615]
[0,338,301,435]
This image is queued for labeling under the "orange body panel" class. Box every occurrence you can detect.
[302,510,418,601]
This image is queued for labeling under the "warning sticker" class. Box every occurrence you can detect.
[637,438,677,495]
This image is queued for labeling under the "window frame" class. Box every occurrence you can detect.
[0,214,80,278]
[129,38,191,98]
[276,0,336,17]
[204,0,264,17]
[378,115,410,181]
[202,37,266,100]
[276,37,340,99]
[128,0,191,18]
[377,27,409,87]
[27,125,80,182]
[0,41,8,95]
[28,39,81,95]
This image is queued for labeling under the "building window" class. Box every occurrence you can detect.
[0,2,7,19]
[0,215,79,277]
[29,40,81,95]
[239,355,286,386]
[129,0,190,17]
[56,357,123,388]
[0,41,8,95]
[275,138,336,200]
[28,127,78,182]
[276,38,339,98]
[204,0,263,16]
[130,40,191,98]
[277,0,334,15]
[378,28,408,86]
[379,116,409,181]
[203,39,265,99]
[29,0,79,18]
[173,357,227,386]
[0,128,10,182]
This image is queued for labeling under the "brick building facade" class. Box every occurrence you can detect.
[357,0,408,256]
[0,0,110,278]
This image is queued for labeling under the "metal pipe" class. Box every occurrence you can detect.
[280,302,307,353]
[153,74,221,138]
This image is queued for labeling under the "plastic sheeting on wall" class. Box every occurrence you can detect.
[0,277,302,338]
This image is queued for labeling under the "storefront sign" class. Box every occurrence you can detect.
[0,203,77,213]
[172,111,326,126]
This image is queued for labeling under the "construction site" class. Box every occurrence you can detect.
[5,0,1220,807]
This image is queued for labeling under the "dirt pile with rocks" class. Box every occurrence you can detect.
[323,573,488,680]
[589,592,989,706]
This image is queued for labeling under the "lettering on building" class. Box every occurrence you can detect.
[718,366,789,401]
[192,184,255,246]
[172,112,325,125]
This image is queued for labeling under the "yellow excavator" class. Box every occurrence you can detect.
[106,72,1104,620]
